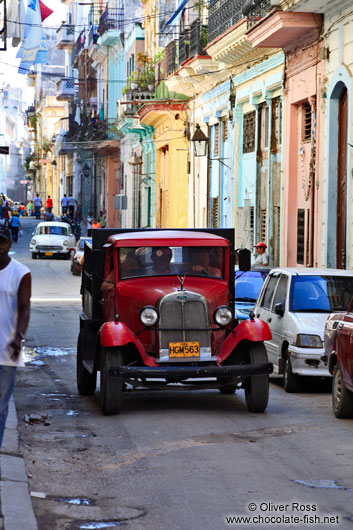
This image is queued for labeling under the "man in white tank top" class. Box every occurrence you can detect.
[0,225,31,446]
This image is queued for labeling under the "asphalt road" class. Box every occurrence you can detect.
[10,218,353,530]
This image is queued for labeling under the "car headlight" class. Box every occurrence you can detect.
[31,239,36,245]
[140,306,159,327]
[214,306,233,327]
[296,334,322,348]
[63,240,69,246]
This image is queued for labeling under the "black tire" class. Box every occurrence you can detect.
[100,347,123,415]
[283,355,300,393]
[31,252,37,259]
[77,334,96,395]
[245,342,269,413]
[332,364,353,418]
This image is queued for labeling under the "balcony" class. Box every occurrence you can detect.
[207,0,245,44]
[88,25,99,48]
[56,24,74,49]
[166,19,209,77]
[118,90,153,121]
[165,40,177,77]
[98,8,123,46]
[72,30,86,67]
[244,0,273,29]
[56,78,75,101]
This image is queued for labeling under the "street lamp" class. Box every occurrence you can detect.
[83,163,90,178]
[191,124,208,157]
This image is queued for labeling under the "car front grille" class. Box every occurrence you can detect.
[36,245,64,251]
[159,291,211,350]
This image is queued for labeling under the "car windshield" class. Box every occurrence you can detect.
[235,270,269,301]
[118,246,225,280]
[37,226,69,236]
[290,275,353,312]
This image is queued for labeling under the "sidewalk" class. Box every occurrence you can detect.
[0,397,38,530]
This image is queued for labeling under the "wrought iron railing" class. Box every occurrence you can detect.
[245,0,272,29]
[98,7,124,36]
[178,30,189,66]
[165,40,177,76]
[88,25,99,47]
[208,0,245,44]
[189,19,207,56]
[72,30,85,66]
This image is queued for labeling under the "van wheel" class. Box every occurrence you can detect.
[77,334,96,395]
[245,342,269,413]
[283,355,300,393]
[100,348,123,415]
[332,364,353,418]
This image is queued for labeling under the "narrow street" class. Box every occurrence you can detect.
[8,218,353,530]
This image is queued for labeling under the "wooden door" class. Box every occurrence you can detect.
[337,87,347,269]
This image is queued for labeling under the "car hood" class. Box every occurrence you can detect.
[290,312,331,339]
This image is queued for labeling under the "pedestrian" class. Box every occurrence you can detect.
[46,195,53,214]
[0,225,31,447]
[87,211,93,228]
[91,218,101,229]
[75,204,82,223]
[61,194,68,215]
[99,210,107,228]
[67,194,77,219]
[9,212,21,243]
[3,200,10,227]
[19,203,25,216]
[33,194,42,219]
[0,193,4,219]
[252,242,269,267]
[27,200,33,217]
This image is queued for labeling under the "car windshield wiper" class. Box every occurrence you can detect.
[235,297,257,302]
[293,308,331,313]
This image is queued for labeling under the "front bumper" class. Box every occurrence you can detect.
[288,346,330,377]
[31,247,69,255]
[109,362,273,379]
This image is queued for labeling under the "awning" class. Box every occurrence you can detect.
[161,0,188,32]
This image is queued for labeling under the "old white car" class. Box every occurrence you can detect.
[30,221,76,259]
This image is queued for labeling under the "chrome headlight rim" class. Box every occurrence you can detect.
[30,239,36,245]
[296,333,322,349]
[214,305,233,327]
[139,306,159,327]
[63,240,69,246]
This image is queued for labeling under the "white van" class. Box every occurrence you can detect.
[253,268,353,392]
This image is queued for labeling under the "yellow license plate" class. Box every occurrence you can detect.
[169,341,200,358]
[44,252,53,256]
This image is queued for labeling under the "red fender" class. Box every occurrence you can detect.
[100,321,157,367]
[217,318,272,364]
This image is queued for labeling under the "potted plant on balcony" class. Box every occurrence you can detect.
[122,73,138,94]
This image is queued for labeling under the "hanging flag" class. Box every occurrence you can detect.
[16,0,48,74]
[38,0,53,21]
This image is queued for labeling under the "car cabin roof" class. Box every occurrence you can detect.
[106,230,229,247]
[268,267,353,277]
[37,221,71,228]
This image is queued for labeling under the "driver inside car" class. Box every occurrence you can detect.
[190,248,221,277]
[150,247,173,274]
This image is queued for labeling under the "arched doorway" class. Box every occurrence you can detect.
[337,86,347,269]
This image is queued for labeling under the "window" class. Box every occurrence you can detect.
[260,209,266,243]
[258,103,269,151]
[243,111,256,153]
[303,102,312,141]
[290,276,353,312]
[213,123,219,157]
[271,96,282,148]
[297,209,305,265]
[272,275,288,308]
[261,275,280,309]
[222,118,228,142]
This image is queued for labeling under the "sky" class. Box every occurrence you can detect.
[1,0,67,106]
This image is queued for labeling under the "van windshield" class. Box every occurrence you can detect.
[118,246,225,280]
[290,276,353,312]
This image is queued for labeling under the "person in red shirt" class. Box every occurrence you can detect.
[46,196,53,214]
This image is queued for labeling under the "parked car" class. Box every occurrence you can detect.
[77,228,273,415]
[325,296,353,418]
[235,268,271,321]
[30,221,76,259]
[254,268,353,392]
[71,237,92,275]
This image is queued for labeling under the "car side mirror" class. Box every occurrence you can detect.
[274,303,284,317]
[236,248,251,272]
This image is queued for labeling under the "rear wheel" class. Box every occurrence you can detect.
[245,342,269,413]
[100,348,123,415]
[332,364,353,418]
[77,333,96,395]
[283,355,300,393]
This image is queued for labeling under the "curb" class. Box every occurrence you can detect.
[1,397,38,530]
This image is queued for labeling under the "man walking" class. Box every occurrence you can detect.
[0,225,31,447]
[33,194,42,219]
[9,212,21,243]
[67,194,77,219]
[61,194,68,215]
[46,195,53,214]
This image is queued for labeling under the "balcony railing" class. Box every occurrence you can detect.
[72,30,85,67]
[56,24,74,49]
[56,78,75,100]
[166,19,208,76]
[98,7,124,36]
[88,25,99,48]
[189,19,207,57]
[178,30,189,66]
[166,40,177,76]
[245,0,272,29]
[208,0,245,44]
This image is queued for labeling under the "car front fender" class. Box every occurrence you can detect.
[99,321,157,367]
[217,318,272,363]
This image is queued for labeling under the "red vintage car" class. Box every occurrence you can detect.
[77,228,272,415]
[325,296,353,418]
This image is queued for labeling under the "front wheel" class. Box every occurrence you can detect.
[31,252,37,260]
[332,364,353,418]
[100,348,123,415]
[245,342,269,413]
[77,334,96,395]
[283,355,300,393]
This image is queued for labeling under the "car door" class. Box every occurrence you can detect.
[255,272,281,365]
[267,273,289,365]
[337,301,353,391]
